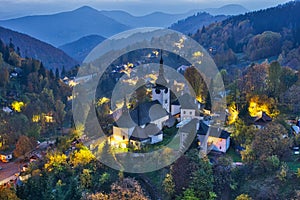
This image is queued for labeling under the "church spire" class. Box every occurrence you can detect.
[160,49,163,65]
[156,50,168,86]
[122,96,127,112]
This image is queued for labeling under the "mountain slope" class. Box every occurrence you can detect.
[191,1,300,69]
[0,26,78,70]
[170,12,227,34]
[0,6,129,47]
[100,4,248,28]
[59,34,106,62]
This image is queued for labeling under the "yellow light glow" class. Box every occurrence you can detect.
[11,101,25,112]
[193,51,203,57]
[228,103,239,125]
[248,95,279,118]
[97,97,110,106]
[32,115,40,123]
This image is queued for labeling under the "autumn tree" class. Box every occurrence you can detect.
[13,135,36,157]
[251,123,292,161]
[0,66,9,87]
[235,194,253,200]
[184,66,208,103]
[0,186,19,200]
[55,100,66,129]
[267,61,282,99]
[163,173,175,199]
[70,147,95,168]
[109,178,148,200]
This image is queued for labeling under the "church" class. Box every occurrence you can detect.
[111,53,174,149]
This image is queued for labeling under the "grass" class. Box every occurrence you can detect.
[286,155,300,172]
[226,147,242,162]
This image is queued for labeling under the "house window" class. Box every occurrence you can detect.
[183,111,186,114]
[190,111,192,115]
[165,100,168,104]
[123,135,125,140]
[219,146,222,149]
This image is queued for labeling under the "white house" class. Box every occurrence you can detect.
[197,120,231,153]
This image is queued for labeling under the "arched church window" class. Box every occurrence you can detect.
[164,88,168,93]
[155,89,161,94]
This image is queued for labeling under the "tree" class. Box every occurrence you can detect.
[184,66,208,104]
[181,188,198,200]
[251,123,292,161]
[109,178,148,200]
[61,66,66,78]
[267,61,282,99]
[44,153,68,172]
[213,156,234,197]
[13,135,36,157]
[163,173,175,199]
[70,147,95,167]
[55,68,60,80]
[232,119,257,146]
[0,186,20,200]
[235,194,253,200]
[0,66,9,87]
[189,156,215,200]
[55,100,66,129]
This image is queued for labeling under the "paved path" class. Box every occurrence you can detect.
[0,160,21,185]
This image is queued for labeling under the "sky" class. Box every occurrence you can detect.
[0,0,292,19]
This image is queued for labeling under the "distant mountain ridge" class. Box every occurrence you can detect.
[0,6,129,46]
[0,4,249,47]
[170,12,228,34]
[0,26,78,71]
[59,34,106,62]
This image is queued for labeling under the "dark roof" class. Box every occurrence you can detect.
[178,93,198,110]
[153,84,168,90]
[172,99,180,106]
[130,126,149,141]
[130,100,167,126]
[114,110,136,128]
[197,120,230,139]
[130,123,162,141]
[197,120,209,135]
[254,111,272,123]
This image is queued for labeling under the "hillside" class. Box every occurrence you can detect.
[59,34,106,62]
[0,6,129,47]
[0,26,78,71]
[203,4,249,16]
[191,1,300,69]
[170,12,227,34]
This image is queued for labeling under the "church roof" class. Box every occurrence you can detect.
[130,100,168,126]
[114,110,136,128]
[130,123,162,141]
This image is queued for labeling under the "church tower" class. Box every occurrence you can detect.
[152,50,170,113]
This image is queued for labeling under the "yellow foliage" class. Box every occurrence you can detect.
[71,147,95,167]
[193,51,203,57]
[97,97,110,106]
[11,101,25,112]
[248,95,279,118]
[32,115,40,123]
[228,103,239,125]
[44,153,67,172]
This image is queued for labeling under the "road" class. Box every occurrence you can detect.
[0,160,21,185]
